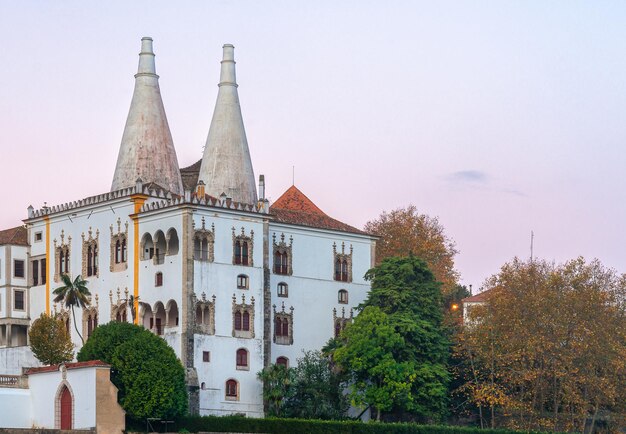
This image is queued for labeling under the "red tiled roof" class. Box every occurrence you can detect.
[270,186,367,235]
[25,360,110,375]
[462,288,495,303]
[0,226,28,246]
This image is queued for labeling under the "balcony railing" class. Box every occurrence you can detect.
[0,374,28,388]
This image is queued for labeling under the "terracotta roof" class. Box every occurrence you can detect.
[0,226,28,246]
[25,360,110,375]
[180,159,202,191]
[462,288,495,303]
[270,186,367,235]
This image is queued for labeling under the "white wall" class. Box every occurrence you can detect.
[0,388,31,428]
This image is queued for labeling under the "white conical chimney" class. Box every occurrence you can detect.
[198,45,257,205]
[111,37,184,195]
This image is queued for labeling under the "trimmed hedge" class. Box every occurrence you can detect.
[132,416,540,434]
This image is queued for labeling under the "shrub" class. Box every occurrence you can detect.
[77,322,187,419]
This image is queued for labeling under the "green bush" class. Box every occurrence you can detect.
[151,415,543,434]
[77,322,187,419]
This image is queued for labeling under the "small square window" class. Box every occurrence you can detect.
[14,290,25,310]
[14,260,25,278]
[203,351,210,362]
[34,232,43,242]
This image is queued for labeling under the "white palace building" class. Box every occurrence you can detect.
[0,37,375,421]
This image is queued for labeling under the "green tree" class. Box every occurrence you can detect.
[257,364,293,417]
[331,255,450,422]
[364,205,459,297]
[77,322,187,419]
[28,313,74,365]
[53,273,91,344]
[283,350,348,420]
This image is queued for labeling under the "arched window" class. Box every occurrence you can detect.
[277,282,288,297]
[234,240,242,264]
[121,238,127,262]
[274,251,289,274]
[225,379,238,400]
[166,228,179,255]
[335,320,342,338]
[242,311,250,331]
[241,241,249,266]
[338,289,348,304]
[237,275,249,289]
[334,258,348,282]
[141,233,154,261]
[201,382,206,390]
[276,356,289,367]
[236,348,249,369]
[234,311,242,330]
[115,240,121,264]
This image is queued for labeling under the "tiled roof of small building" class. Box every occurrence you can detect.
[462,288,495,303]
[0,226,28,246]
[270,186,367,235]
[25,360,110,375]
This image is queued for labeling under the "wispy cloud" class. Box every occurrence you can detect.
[447,170,489,184]
[444,170,527,197]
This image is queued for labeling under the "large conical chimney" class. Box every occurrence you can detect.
[111,37,184,195]
[198,44,257,205]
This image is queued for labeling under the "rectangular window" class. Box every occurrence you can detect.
[14,260,25,278]
[203,351,210,362]
[14,290,25,310]
[34,232,42,242]
[32,260,39,286]
[41,258,46,285]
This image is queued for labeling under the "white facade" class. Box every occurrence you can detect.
[0,37,375,418]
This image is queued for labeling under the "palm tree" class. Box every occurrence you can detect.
[53,274,91,345]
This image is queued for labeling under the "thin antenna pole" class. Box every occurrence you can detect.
[530,230,534,262]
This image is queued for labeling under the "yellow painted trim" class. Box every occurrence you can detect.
[131,195,147,324]
[44,216,51,314]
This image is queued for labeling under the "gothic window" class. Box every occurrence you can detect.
[333,242,353,283]
[236,348,249,370]
[232,294,255,338]
[277,282,288,298]
[155,272,163,287]
[237,274,249,289]
[273,303,294,346]
[338,289,348,304]
[55,308,71,335]
[232,227,254,266]
[109,288,130,323]
[153,302,166,335]
[225,379,239,400]
[276,356,289,367]
[54,230,71,282]
[82,298,99,340]
[82,228,99,278]
[272,233,293,275]
[110,219,129,272]
[194,218,215,262]
[195,293,216,335]
[333,307,353,338]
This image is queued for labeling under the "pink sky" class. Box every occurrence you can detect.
[1,1,625,289]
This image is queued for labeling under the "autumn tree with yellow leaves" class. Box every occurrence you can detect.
[456,257,626,433]
[364,205,459,296]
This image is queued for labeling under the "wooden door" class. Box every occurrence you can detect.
[60,386,72,429]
